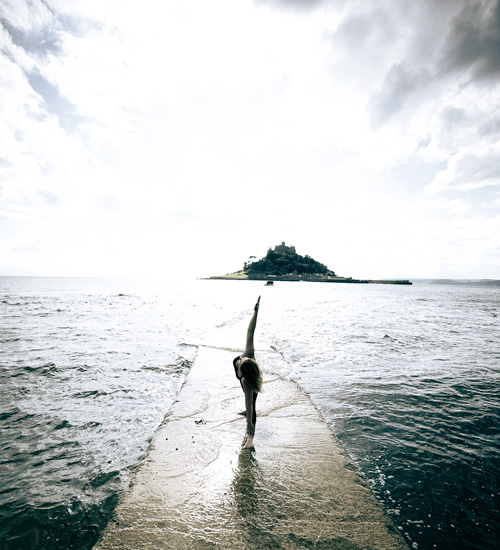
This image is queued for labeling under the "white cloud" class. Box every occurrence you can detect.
[1,0,500,279]
[427,144,500,193]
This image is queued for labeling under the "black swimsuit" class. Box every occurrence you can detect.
[233,355,243,381]
[233,355,257,432]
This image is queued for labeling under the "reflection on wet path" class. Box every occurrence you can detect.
[233,443,315,549]
[233,452,258,534]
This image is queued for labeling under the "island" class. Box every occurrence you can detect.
[208,242,412,285]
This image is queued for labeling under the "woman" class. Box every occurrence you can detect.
[233,296,263,448]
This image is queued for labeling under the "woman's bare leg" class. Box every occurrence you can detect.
[242,297,260,449]
[243,296,260,359]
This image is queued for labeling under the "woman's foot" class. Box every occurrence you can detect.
[244,435,254,448]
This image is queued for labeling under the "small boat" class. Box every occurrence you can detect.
[265,281,274,286]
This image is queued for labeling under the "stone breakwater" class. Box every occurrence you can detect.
[209,274,412,285]
[94,342,410,550]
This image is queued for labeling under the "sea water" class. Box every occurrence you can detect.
[0,276,499,550]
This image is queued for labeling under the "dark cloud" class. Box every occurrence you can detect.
[367,1,500,128]
[27,71,84,133]
[329,2,426,127]
[0,0,61,56]
[370,63,429,127]
[441,0,500,79]
[1,18,61,56]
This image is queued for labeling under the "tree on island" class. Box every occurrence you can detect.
[245,242,336,277]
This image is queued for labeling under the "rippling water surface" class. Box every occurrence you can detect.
[1,277,499,550]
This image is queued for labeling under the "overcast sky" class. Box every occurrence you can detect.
[1,0,499,280]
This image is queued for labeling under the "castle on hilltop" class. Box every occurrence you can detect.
[271,242,296,254]
[209,240,412,284]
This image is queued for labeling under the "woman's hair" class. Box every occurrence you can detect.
[240,358,263,393]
